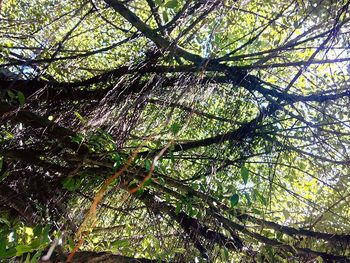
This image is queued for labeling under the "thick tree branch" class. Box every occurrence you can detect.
[138,190,244,252]
[0,102,89,154]
[104,0,204,63]
[0,184,36,225]
[52,251,160,262]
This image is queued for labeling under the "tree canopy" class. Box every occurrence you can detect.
[1,0,350,262]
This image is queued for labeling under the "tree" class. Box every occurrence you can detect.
[1,0,350,262]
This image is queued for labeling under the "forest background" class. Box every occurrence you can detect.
[0,0,350,262]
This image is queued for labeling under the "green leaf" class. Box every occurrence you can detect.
[62,178,74,190]
[259,194,268,206]
[7,90,16,99]
[74,111,86,125]
[175,202,182,215]
[15,244,33,256]
[170,122,181,135]
[1,247,16,259]
[62,177,77,191]
[71,134,83,144]
[145,159,152,171]
[17,91,25,105]
[162,10,169,23]
[164,0,178,8]
[230,194,239,207]
[128,178,138,188]
[316,256,324,263]
[113,154,121,171]
[33,225,42,237]
[30,250,42,263]
[169,150,175,163]
[173,248,186,253]
[0,236,6,256]
[276,231,283,241]
[251,208,262,215]
[111,239,129,248]
[29,238,41,249]
[0,217,10,227]
[222,248,229,261]
[158,177,165,186]
[144,178,153,187]
[67,236,75,250]
[241,166,249,184]
[299,162,306,170]
[244,192,252,206]
[187,203,194,217]
[42,225,50,243]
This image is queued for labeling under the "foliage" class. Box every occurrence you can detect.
[1,0,350,262]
